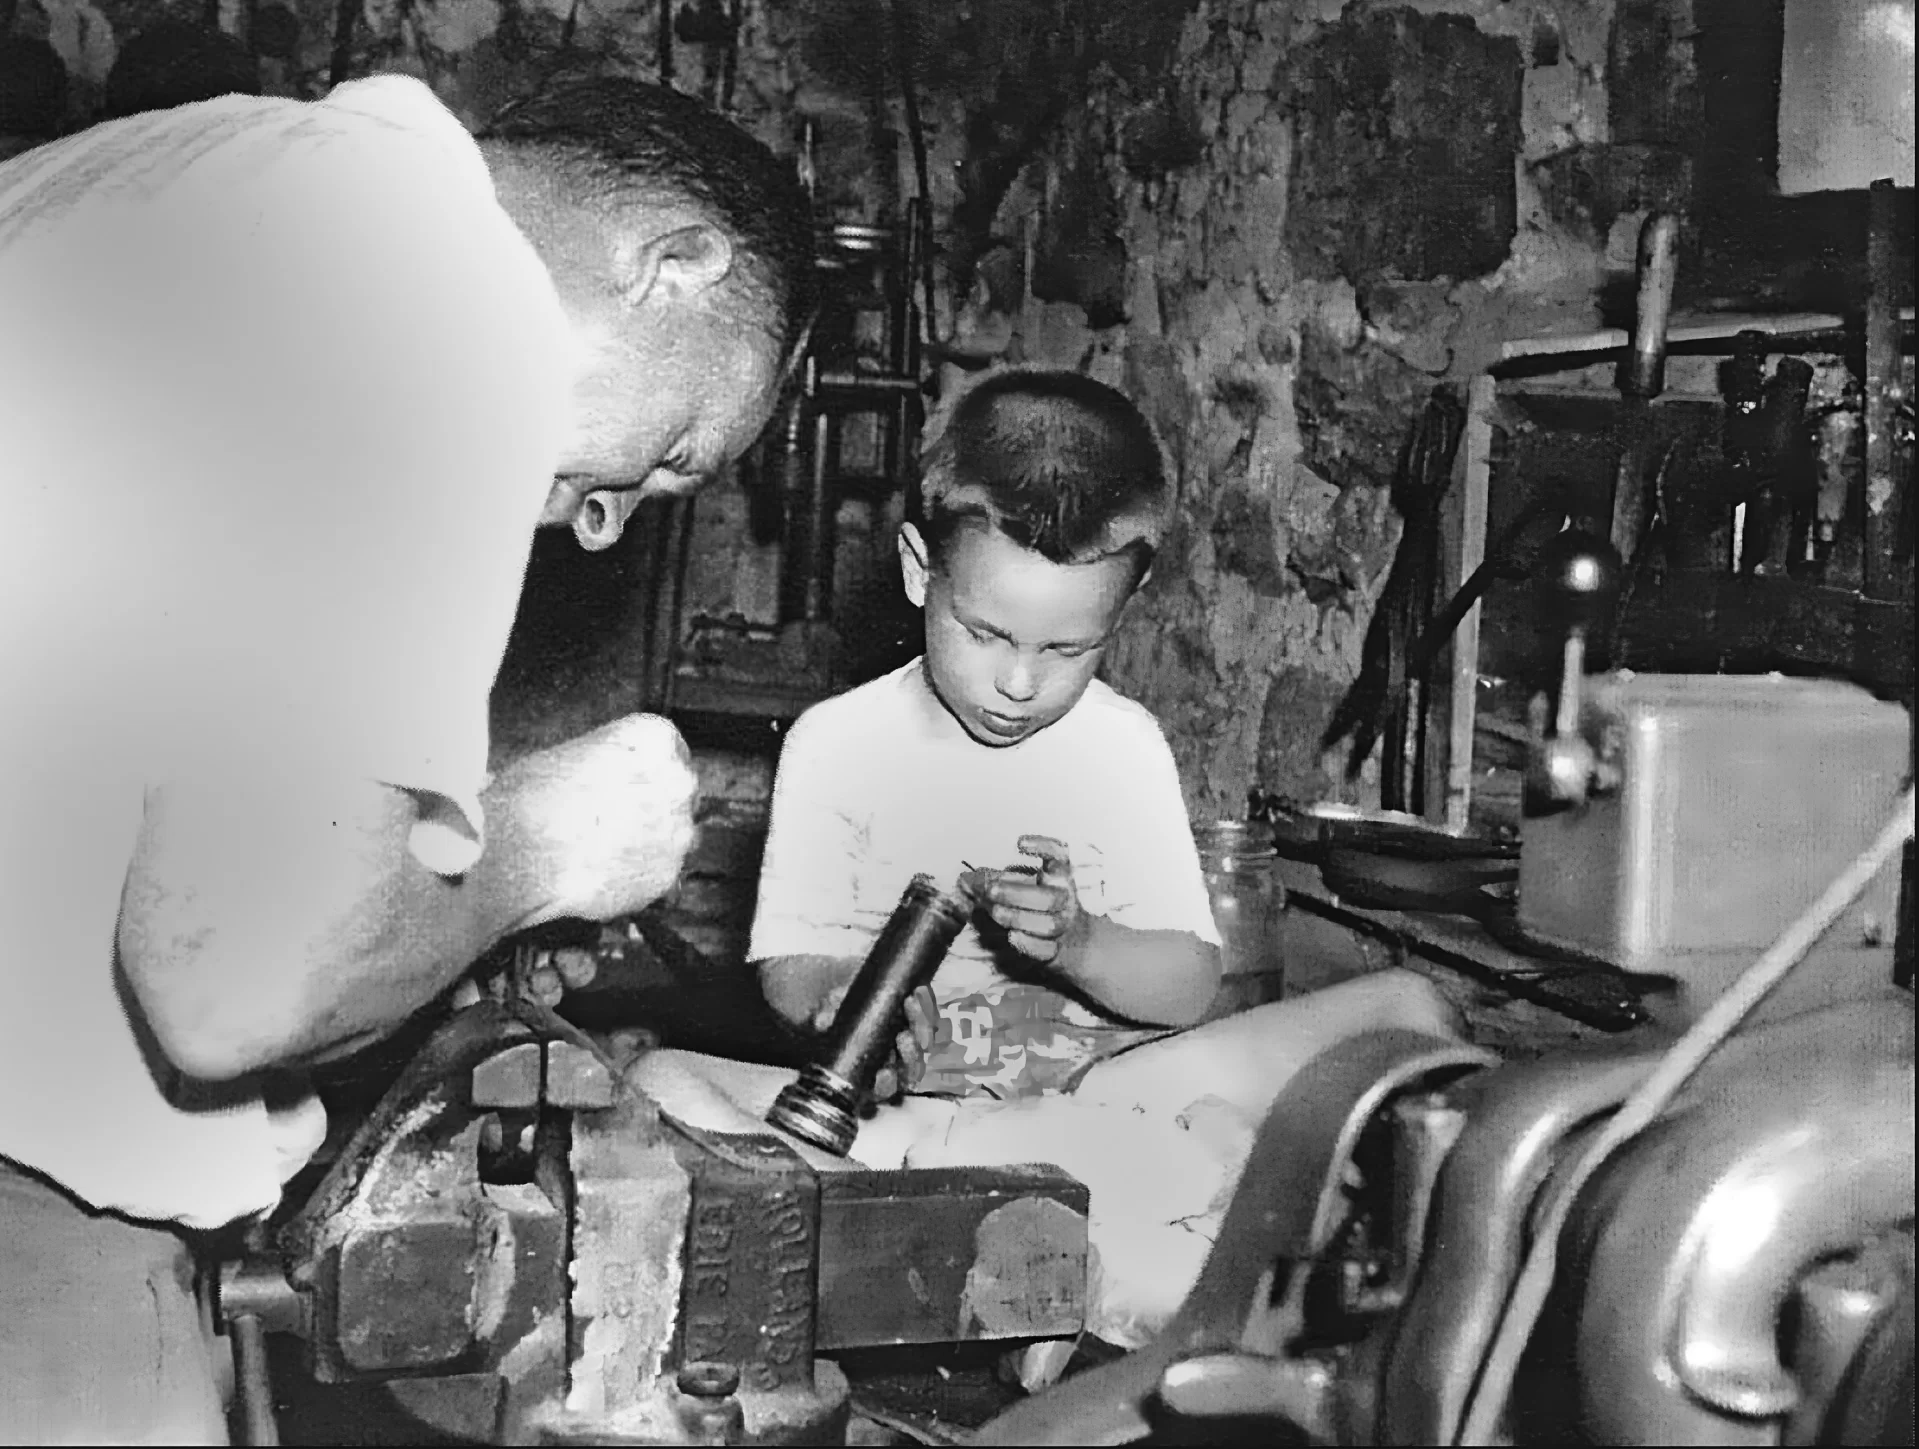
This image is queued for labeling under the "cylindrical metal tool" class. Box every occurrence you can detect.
[766,873,973,1155]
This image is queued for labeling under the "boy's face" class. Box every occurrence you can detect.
[901,522,1138,748]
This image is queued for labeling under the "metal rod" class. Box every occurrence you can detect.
[776,385,812,626]
[807,406,835,622]
[230,1314,281,1447]
[1862,178,1905,602]
[813,371,921,395]
[326,0,361,88]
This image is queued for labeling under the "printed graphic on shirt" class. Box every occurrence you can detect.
[918,980,1173,1099]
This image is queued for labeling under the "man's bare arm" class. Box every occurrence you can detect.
[117,716,696,1082]
[117,766,555,1081]
[756,953,866,1033]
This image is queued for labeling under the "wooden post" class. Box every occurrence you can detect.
[1440,373,1495,833]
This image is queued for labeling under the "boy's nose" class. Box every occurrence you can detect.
[997,658,1038,702]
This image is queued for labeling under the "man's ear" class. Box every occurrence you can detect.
[616,222,736,309]
[898,523,931,609]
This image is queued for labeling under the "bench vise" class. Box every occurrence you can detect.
[224,1002,1088,1446]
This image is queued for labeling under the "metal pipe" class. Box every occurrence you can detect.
[1569,1004,1915,1444]
[775,381,812,625]
[1376,1052,1655,1445]
[326,0,361,87]
[230,1313,281,1447]
[806,404,835,622]
[813,371,921,395]
[1610,212,1681,564]
[1863,178,1906,601]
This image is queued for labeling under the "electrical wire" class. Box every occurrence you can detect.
[1453,782,1918,1446]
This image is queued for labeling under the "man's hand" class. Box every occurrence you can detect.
[453,944,600,1012]
[507,713,699,925]
[981,835,1085,966]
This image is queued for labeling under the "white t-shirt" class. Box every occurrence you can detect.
[750,660,1221,1003]
[0,77,574,1228]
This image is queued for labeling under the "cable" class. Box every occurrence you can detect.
[1453,783,1918,1446]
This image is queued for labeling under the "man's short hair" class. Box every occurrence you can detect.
[480,78,817,362]
[914,368,1173,583]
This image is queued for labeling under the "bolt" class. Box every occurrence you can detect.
[674,1361,746,1446]
[677,1361,741,1399]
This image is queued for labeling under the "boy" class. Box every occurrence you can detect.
[744,368,1457,1352]
[751,368,1453,1106]
[752,367,1225,1095]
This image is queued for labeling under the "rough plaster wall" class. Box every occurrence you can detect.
[17,0,1641,830]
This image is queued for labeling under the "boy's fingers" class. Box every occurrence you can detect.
[528,964,566,1007]
[1017,835,1072,880]
[904,988,939,1045]
[554,947,599,991]
[895,1026,924,1087]
[992,900,1068,939]
[1009,929,1060,964]
[988,876,1067,915]
[814,981,852,1033]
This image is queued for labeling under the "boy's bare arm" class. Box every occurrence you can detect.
[981,835,1223,1028]
[756,953,864,1032]
[755,953,938,1099]
[1055,916,1222,1028]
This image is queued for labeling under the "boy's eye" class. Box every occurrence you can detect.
[965,625,995,645]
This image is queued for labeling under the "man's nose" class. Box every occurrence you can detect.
[996,655,1038,702]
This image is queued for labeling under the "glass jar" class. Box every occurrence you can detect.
[1196,820,1288,997]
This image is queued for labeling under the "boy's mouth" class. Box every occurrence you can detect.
[978,710,1034,739]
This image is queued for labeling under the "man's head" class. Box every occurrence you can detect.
[478,79,817,550]
[899,368,1173,747]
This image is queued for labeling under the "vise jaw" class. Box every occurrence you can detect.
[261,1001,1089,1446]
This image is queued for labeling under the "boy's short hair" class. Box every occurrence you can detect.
[913,368,1172,583]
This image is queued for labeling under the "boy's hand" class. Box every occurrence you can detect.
[983,835,1085,965]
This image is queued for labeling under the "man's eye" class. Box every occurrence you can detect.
[966,627,994,645]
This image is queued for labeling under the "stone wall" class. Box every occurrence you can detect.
[10,0,1720,826]
[914,0,1655,820]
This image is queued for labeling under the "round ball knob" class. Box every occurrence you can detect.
[1535,528,1622,633]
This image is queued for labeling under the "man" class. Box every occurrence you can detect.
[0,73,814,1444]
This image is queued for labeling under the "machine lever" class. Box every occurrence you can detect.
[1528,529,1622,810]
[1157,1352,1337,1436]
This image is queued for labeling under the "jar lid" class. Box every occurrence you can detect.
[1196,820,1277,859]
